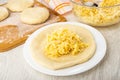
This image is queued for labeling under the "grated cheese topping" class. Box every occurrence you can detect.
[45,29,88,58]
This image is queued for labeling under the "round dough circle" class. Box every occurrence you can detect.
[21,7,49,24]
[6,0,34,12]
[0,7,9,21]
[30,23,96,70]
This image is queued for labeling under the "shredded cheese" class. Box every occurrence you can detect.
[45,29,88,58]
[73,0,120,26]
[99,0,120,7]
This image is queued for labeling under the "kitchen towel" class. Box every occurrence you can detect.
[38,0,72,14]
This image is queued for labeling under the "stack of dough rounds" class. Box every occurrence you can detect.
[21,7,49,24]
[0,7,9,21]
[6,0,34,12]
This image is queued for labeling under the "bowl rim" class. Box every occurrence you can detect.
[70,0,120,8]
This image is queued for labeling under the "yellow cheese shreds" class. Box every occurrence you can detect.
[73,3,120,26]
[45,29,88,58]
[99,0,120,7]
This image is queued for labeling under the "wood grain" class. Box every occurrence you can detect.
[0,1,66,52]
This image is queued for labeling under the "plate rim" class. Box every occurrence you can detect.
[23,22,107,76]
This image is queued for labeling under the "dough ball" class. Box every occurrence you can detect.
[20,7,49,24]
[0,7,9,21]
[6,0,34,12]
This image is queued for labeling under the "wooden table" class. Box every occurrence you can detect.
[0,13,120,80]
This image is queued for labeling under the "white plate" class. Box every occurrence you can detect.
[23,22,107,76]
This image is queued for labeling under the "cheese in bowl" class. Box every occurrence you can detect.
[71,0,120,27]
[30,23,96,70]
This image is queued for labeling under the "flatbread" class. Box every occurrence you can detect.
[6,0,34,12]
[30,24,96,70]
[21,7,49,24]
[0,7,9,21]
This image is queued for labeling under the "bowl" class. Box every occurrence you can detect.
[70,0,120,27]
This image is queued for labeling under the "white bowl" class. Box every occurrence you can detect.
[23,22,107,76]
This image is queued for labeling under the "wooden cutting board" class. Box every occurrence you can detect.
[0,0,66,52]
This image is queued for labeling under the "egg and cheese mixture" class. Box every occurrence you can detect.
[73,0,120,26]
[45,29,88,58]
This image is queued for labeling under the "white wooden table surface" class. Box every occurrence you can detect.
[0,13,120,80]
